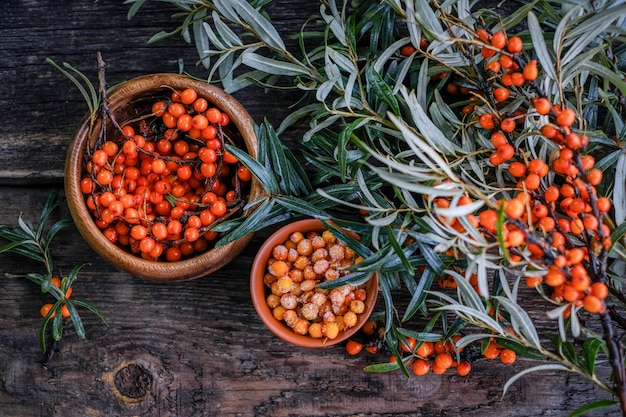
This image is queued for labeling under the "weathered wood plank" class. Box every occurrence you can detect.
[0,0,312,185]
[0,1,620,416]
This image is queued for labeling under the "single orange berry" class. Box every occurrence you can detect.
[479,113,496,130]
[534,97,551,115]
[61,304,71,318]
[40,303,56,318]
[456,361,472,376]
[476,28,490,42]
[583,295,605,314]
[500,118,516,133]
[491,31,507,49]
[590,282,609,299]
[500,349,517,364]
[412,358,431,376]
[346,340,363,355]
[505,198,525,220]
[523,60,538,81]
[556,108,576,127]
[494,87,510,102]
[434,352,454,369]
[507,36,523,54]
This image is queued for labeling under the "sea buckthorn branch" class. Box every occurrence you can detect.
[130,0,626,414]
[0,190,108,359]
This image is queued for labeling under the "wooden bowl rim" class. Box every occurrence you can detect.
[64,73,265,282]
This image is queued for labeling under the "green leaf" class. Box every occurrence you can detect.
[71,299,109,326]
[581,61,626,97]
[193,8,211,68]
[494,296,541,349]
[568,400,619,417]
[231,0,285,51]
[582,337,604,375]
[65,299,85,339]
[242,52,308,76]
[44,218,74,252]
[124,0,147,20]
[366,65,400,116]
[528,12,557,81]
[317,270,375,289]
[402,266,436,322]
[274,196,330,219]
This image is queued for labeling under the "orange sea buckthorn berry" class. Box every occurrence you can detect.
[486,60,501,73]
[206,107,222,124]
[412,358,431,376]
[491,31,507,49]
[416,341,434,358]
[476,28,490,42]
[499,54,516,70]
[483,342,500,359]
[494,87,510,102]
[583,295,605,314]
[456,361,472,376]
[596,197,611,214]
[40,303,56,318]
[490,132,507,148]
[481,46,497,58]
[526,276,543,288]
[500,349,517,364]
[586,168,603,186]
[590,282,609,300]
[556,107,576,127]
[505,199,525,220]
[501,72,513,86]
[180,88,198,105]
[346,340,363,355]
[498,143,515,161]
[507,36,523,54]
[533,97,551,115]
[61,304,71,318]
[479,113,496,130]
[510,71,526,87]
[545,266,566,287]
[400,45,416,57]
[523,60,538,81]
[401,337,417,353]
[500,118,516,133]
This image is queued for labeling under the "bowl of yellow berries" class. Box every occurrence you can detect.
[250,218,379,347]
[65,73,265,281]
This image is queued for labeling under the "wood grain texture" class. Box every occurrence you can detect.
[0,1,618,416]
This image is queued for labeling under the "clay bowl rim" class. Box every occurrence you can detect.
[250,218,379,348]
[64,73,265,282]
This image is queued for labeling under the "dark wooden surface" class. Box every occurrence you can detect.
[0,1,615,416]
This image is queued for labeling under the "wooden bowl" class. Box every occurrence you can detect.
[250,219,378,348]
[64,73,265,282]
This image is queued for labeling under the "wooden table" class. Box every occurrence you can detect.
[0,1,614,416]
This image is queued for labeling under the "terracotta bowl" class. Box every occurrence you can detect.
[250,219,379,348]
[64,73,265,282]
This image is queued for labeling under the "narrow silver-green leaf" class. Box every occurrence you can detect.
[242,52,309,76]
[232,0,285,50]
[528,12,557,81]
[495,295,541,349]
[503,364,569,398]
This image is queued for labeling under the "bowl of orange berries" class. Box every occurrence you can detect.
[65,73,265,281]
[250,218,379,347]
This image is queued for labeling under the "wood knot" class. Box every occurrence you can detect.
[114,363,153,399]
